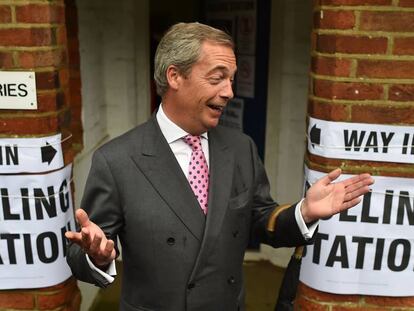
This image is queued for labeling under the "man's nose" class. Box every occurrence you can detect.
[220,79,234,100]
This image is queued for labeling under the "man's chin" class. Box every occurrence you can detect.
[205,119,220,130]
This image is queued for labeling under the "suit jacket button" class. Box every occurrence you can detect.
[227,276,235,285]
[232,230,239,238]
[167,237,175,245]
[187,283,195,289]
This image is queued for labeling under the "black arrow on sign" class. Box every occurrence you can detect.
[41,142,57,165]
[310,124,321,148]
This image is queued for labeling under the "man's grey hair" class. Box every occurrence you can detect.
[154,22,234,97]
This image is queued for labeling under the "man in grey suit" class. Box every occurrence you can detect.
[65,22,373,311]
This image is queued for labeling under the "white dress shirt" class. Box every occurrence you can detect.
[156,104,209,178]
[88,104,317,281]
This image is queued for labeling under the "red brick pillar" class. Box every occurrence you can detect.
[296,0,414,310]
[64,0,83,151]
[0,0,82,310]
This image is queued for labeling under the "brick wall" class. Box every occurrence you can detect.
[297,0,414,309]
[0,278,80,311]
[64,0,83,152]
[0,0,82,310]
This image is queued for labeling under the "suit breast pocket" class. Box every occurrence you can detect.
[228,188,250,210]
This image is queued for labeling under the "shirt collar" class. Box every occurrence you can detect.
[156,104,208,144]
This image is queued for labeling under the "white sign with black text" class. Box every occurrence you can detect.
[308,117,414,164]
[0,71,37,109]
[0,165,74,289]
[0,134,63,174]
[300,166,414,296]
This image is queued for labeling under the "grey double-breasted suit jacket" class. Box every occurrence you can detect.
[67,116,307,311]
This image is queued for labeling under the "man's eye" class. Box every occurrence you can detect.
[209,76,223,84]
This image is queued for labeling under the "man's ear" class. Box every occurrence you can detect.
[166,65,181,91]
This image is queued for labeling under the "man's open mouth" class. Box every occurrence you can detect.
[207,104,224,112]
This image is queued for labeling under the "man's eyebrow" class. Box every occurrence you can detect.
[207,65,237,75]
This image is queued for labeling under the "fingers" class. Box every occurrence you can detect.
[88,233,114,257]
[65,230,82,243]
[343,185,370,202]
[75,209,91,228]
[66,210,115,265]
[79,227,115,264]
[344,177,373,193]
[81,227,92,250]
[90,232,102,252]
[103,240,115,259]
[341,173,374,205]
[342,173,373,188]
[88,235,116,266]
[341,196,362,211]
[342,174,374,201]
[321,168,342,186]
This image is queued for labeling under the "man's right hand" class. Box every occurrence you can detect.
[65,208,116,269]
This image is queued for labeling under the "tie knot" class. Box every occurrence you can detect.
[184,135,202,151]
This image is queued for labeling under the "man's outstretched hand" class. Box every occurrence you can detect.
[65,209,116,269]
[301,168,374,223]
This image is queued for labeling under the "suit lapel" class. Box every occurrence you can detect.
[190,127,235,278]
[205,127,234,245]
[130,117,205,241]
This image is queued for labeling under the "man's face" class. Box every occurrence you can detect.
[167,41,237,135]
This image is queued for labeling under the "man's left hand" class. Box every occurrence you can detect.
[301,168,374,223]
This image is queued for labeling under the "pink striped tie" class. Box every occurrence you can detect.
[183,135,209,214]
